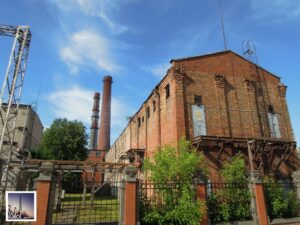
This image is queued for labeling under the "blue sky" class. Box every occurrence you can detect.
[0,0,299,145]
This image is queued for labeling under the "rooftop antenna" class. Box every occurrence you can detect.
[31,83,42,113]
[242,40,258,64]
[218,0,228,51]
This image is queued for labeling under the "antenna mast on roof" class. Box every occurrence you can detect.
[242,40,258,64]
[218,0,228,51]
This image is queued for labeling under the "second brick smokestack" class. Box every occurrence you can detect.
[90,92,100,150]
[97,76,112,151]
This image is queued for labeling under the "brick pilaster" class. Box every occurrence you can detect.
[196,178,209,225]
[121,166,138,225]
[33,162,53,225]
[251,171,269,225]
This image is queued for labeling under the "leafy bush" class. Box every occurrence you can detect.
[208,154,252,223]
[264,178,300,220]
[142,138,207,225]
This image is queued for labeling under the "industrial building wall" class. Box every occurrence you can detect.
[107,51,295,177]
[13,106,43,151]
[172,51,294,141]
[108,68,186,161]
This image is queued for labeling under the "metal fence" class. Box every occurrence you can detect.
[138,182,182,225]
[50,175,121,225]
[263,181,300,220]
[207,182,253,224]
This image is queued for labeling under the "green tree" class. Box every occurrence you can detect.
[142,138,207,225]
[39,118,88,160]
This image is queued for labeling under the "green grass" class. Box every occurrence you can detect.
[52,193,119,224]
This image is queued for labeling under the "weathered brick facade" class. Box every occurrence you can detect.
[106,51,297,180]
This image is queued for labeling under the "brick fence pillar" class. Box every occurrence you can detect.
[196,178,210,225]
[121,166,138,225]
[33,162,54,225]
[292,170,300,201]
[250,171,269,225]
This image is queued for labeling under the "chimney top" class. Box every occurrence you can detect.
[103,76,113,82]
[94,92,100,98]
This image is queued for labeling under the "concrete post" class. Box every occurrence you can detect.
[250,171,269,225]
[33,162,54,225]
[91,178,95,206]
[121,166,138,225]
[195,178,210,225]
[82,183,87,205]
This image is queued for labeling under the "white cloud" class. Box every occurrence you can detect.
[48,0,127,33]
[48,85,131,136]
[60,30,118,74]
[140,64,170,79]
[250,0,300,22]
[48,85,93,124]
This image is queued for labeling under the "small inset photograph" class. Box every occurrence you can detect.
[6,191,36,222]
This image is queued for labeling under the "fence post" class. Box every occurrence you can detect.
[121,166,138,225]
[196,178,210,225]
[33,162,54,225]
[250,171,269,225]
[292,170,300,200]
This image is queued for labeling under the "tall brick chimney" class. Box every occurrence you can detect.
[97,76,112,151]
[89,92,100,150]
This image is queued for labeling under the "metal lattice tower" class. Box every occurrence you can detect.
[0,25,31,200]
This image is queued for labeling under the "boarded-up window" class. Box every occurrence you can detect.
[192,104,207,137]
[268,113,281,138]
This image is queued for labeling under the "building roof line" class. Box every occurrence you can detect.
[108,50,283,151]
[171,50,281,79]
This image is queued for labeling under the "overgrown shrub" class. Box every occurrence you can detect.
[264,178,300,220]
[208,154,252,223]
[141,138,207,225]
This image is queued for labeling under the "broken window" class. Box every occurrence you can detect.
[153,100,156,112]
[165,84,170,98]
[194,95,202,105]
[146,107,150,118]
[268,105,275,114]
[138,117,141,127]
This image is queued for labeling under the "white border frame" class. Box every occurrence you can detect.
[5,191,37,222]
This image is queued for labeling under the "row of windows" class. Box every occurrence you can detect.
[136,94,202,128]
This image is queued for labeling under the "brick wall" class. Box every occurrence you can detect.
[173,51,293,140]
[107,50,296,180]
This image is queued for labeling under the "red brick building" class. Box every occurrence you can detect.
[106,50,297,181]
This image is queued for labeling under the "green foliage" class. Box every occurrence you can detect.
[142,138,206,225]
[264,178,300,219]
[39,118,88,160]
[220,153,248,183]
[209,154,252,223]
[144,138,206,184]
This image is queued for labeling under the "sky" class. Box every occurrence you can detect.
[0,0,299,146]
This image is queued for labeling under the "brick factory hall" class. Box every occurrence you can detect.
[105,50,298,181]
